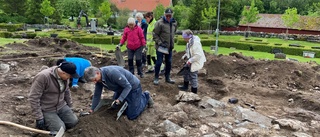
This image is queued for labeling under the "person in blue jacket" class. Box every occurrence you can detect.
[56,57,91,88]
[84,66,154,120]
[135,12,148,67]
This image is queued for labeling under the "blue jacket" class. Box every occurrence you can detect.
[64,57,91,86]
[136,19,148,41]
[91,66,140,110]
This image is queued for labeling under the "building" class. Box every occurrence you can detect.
[225,14,320,35]
[110,0,172,13]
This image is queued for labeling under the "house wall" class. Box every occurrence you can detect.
[223,26,320,35]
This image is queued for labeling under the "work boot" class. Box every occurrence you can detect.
[129,66,134,75]
[145,91,154,108]
[191,87,198,94]
[153,78,159,85]
[178,81,189,91]
[165,75,175,84]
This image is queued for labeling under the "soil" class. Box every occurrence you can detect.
[0,38,320,137]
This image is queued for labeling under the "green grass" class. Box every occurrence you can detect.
[0,38,26,46]
[82,43,320,64]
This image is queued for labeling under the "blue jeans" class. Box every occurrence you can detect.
[154,50,172,78]
[43,105,78,131]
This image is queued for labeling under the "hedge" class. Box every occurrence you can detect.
[0,23,23,32]
[71,36,94,43]
[0,31,13,38]
[94,37,112,44]
[113,37,121,44]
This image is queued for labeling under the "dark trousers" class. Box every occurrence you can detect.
[43,105,78,131]
[127,46,143,75]
[154,50,172,78]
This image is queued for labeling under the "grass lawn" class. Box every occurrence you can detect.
[82,43,320,64]
[0,38,26,46]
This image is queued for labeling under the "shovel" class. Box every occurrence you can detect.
[177,64,190,76]
[0,120,64,137]
[115,47,125,67]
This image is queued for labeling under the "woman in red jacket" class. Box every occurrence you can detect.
[117,17,146,78]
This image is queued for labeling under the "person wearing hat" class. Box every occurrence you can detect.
[28,62,79,132]
[84,65,154,120]
[152,8,177,85]
[56,57,92,89]
[178,29,206,94]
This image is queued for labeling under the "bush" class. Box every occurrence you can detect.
[113,37,121,44]
[0,23,23,32]
[0,31,12,38]
[94,37,112,44]
[26,32,37,39]
[177,38,187,45]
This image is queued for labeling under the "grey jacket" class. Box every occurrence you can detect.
[153,16,177,50]
[28,66,72,120]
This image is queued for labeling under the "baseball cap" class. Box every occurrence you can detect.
[164,8,173,15]
[59,62,80,78]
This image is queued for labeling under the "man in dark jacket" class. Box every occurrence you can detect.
[28,62,79,132]
[153,8,177,85]
[84,66,154,120]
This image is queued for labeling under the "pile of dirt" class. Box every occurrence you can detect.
[1,38,320,136]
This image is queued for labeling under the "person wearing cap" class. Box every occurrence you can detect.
[56,57,92,89]
[153,8,177,85]
[84,66,154,120]
[178,29,206,94]
[28,62,79,132]
[117,17,146,78]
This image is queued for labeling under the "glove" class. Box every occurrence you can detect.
[110,100,120,109]
[36,119,45,130]
[181,54,187,60]
[116,44,122,49]
[142,46,148,53]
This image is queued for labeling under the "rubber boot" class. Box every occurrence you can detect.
[136,59,144,78]
[191,87,198,94]
[128,59,134,74]
[178,81,189,91]
[165,75,175,84]
[153,77,159,85]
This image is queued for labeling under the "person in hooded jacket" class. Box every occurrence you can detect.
[178,29,207,94]
[144,12,157,73]
[153,8,177,85]
[84,66,154,120]
[135,12,148,69]
[118,17,146,78]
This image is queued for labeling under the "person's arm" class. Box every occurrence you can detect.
[120,28,128,45]
[72,63,81,86]
[110,70,132,102]
[143,23,148,41]
[153,21,162,45]
[139,27,146,46]
[64,86,73,108]
[91,83,103,111]
[28,74,46,120]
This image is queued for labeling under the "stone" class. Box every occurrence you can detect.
[234,106,272,127]
[199,125,210,134]
[162,120,188,136]
[215,131,231,137]
[175,91,201,102]
[273,119,309,131]
[203,133,218,137]
[0,63,10,73]
[232,127,250,136]
[292,132,312,137]
[199,108,216,118]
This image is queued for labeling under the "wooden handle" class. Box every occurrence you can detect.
[0,120,50,135]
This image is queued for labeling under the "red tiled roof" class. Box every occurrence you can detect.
[110,0,171,12]
[239,14,320,31]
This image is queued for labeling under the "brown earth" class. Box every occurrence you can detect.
[0,38,320,137]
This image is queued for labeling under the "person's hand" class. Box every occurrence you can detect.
[111,100,120,109]
[181,54,187,60]
[142,46,148,53]
[89,109,93,113]
[36,119,45,130]
[71,85,79,89]
[116,44,122,49]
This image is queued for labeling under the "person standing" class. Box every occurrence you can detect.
[84,66,154,120]
[153,8,177,85]
[144,12,157,73]
[28,62,79,132]
[135,12,148,68]
[178,30,206,94]
[118,17,146,78]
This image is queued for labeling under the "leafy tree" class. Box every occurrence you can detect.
[50,0,62,24]
[99,1,112,24]
[201,6,216,31]
[240,0,260,36]
[26,0,44,23]
[40,0,55,24]
[0,0,28,15]
[57,0,90,20]
[90,0,104,16]
[117,8,131,28]
[153,4,165,20]
[308,2,320,16]
[173,2,190,29]
[188,0,206,30]
[282,7,299,36]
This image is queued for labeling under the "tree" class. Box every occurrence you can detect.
[240,0,260,37]
[173,2,190,29]
[282,7,299,37]
[57,0,90,20]
[187,0,207,30]
[90,0,104,16]
[117,8,131,28]
[0,0,28,15]
[153,4,165,20]
[201,6,216,31]
[99,1,112,24]
[40,0,55,24]
[26,0,44,23]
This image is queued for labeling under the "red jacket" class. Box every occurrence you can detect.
[120,25,146,50]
